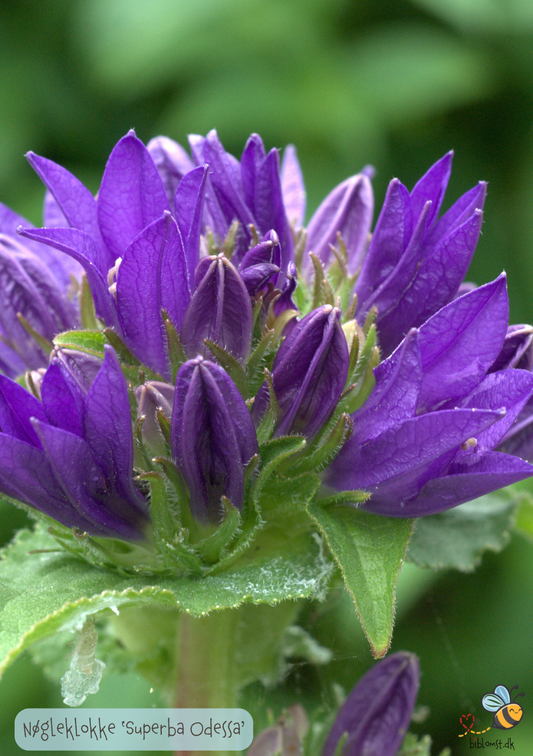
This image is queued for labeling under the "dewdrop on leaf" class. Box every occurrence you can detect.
[61,619,106,707]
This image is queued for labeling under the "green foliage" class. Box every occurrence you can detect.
[407,493,518,572]
[307,502,413,658]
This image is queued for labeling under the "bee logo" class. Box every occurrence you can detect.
[482,684,524,730]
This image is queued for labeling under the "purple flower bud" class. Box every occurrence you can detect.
[253,305,349,439]
[181,254,253,363]
[171,357,258,521]
[134,381,175,457]
[305,172,373,275]
[239,230,281,296]
[321,652,420,756]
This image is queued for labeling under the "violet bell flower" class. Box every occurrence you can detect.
[19,132,209,377]
[0,200,81,376]
[0,345,148,539]
[354,152,487,357]
[326,276,533,517]
[252,304,349,439]
[171,356,259,522]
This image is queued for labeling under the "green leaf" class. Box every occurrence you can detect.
[0,523,332,677]
[307,503,413,658]
[407,494,517,572]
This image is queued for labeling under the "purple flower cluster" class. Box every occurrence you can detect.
[0,129,531,543]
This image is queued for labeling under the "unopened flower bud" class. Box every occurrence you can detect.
[321,652,420,756]
[181,254,253,363]
[134,381,175,457]
[171,357,258,521]
[253,305,349,439]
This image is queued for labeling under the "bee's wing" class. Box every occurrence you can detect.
[495,685,511,704]
[482,693,505,711]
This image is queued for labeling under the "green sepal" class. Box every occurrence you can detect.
[254,436,308,499]
[140,471,203,575]
[282,413,353,475]
[309,251,328,310]
[307,502,414,658]
[79,272,98,330]
[16,313,53,356]
[255,368,279,442]
[317,490,371,507]
[103,328,141,366]
[152,457,196,536]
[338,324,379,414]
[196,497,242,565]
[204,338,249,399]
[223,219,240,259]
[247,328,275,393]
[163,314,187,383]
[54,329,107,358]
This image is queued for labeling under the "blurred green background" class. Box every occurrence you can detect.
[1,0,533,754]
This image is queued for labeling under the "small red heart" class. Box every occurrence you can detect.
[460,714,475,733]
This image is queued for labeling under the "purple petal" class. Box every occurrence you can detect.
[425,181,486,247]
[254,306,349,439]
[403,452,533,518]
[357,200,432,326]
[375,209,484,356]
[117,214,185,379]
[0,245,59,368]
[83,346,148,515]
[254,148,294,276]
[97,130,170,260]
[174,165,208,290]
[41,362,84,436]
[203,130,255,229]
[171,358,258,519]
[0,433,107,533]
[489,324,533,372]
[147,135,195,205]
[241,133,267,213]
[409,151,453,229]
[26,151,111,271]
[34,420,145,539]
[355,179,412,307]
[0,374,46,447]
[306,173,373,275]
[1,202,77,289]
[322,652,419,756]
[281,144,306,228]
[327,408,504,510]
[18,226,120,330]
[453,369,533,451]
[417,275,509,412]
[353,329,422,443]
